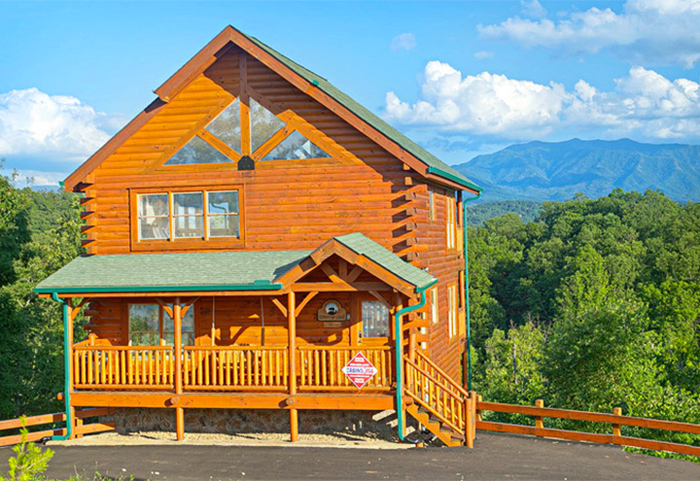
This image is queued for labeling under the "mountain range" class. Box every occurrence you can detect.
[454,139,700,202]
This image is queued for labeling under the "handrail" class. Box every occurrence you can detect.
[405,357,466,402]
[298,345,391,351]
[404,389,464,434]
[183,345,288,351]
[414,350,469,398]
[75,345,173,351]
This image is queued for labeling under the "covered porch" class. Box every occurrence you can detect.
[36,233,436,441]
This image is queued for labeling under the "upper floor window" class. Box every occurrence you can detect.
[447,283,458,338]
[446,194,457,250]
[163,96,331,168]
[132,187,242,250]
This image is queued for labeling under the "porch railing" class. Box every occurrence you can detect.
[182,346,288,391]
[72,345,392,392]
[297,346,392,391]
[73,346,175,390]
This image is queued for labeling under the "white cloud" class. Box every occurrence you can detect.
[384,62,700,142]
[474,51,494,59]
[479,0,700,68]
[0,88,125,183]
[0,88,117,161]
[521,0,547,18]
[390,33,417,53]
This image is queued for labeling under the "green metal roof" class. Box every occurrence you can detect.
[34,234,436,295]
[242,32,481,193]
[34,250,312,294]
[335,233,436,291]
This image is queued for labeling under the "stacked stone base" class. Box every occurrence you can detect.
[105,408,398,439]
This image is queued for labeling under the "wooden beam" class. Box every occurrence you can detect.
[71,391,394,410]
[173,298,184,441]
[294,291,318,317]
[271,298,288,317]
[291,282,392,292]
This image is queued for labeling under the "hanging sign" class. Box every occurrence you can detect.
[341,352,378,389]
[317,299,347,322]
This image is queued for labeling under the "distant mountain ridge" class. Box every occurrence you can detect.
[454,139,700,202]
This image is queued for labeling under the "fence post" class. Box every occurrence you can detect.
[476,394,483,422]
[613,407,622,438]
[534,399,544,433]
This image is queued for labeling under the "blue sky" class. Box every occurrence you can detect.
[1,0,700,186]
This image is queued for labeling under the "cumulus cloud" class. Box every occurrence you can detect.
[390,33,417,53]
[384,61,700,142]
[520,0,547,18]
[479,0,700,68]
[0,88,124,185]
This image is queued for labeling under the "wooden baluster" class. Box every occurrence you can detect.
[321,350,327,388]
[246,350,252,386]
[261,350,267,386]
[225,350,231,387]
[314,350,320,387]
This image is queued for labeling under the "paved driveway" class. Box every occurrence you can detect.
[1,432,699,480]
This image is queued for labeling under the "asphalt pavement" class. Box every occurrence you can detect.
[1,432,699,480]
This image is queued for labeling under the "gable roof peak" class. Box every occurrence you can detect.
[64,25,481,194]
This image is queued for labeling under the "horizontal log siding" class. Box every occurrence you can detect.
[413,187,465,381]
[85,49,421,256]
[80,47,464,377]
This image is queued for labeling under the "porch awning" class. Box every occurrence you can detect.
[34,233,436,295]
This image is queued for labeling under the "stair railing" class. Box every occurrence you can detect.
[404,339,476,446]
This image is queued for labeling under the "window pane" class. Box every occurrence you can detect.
[164,305,195,346]
[205,99,241,152]
[174,215,204,238]
[165,135,231,165]
[261,131,330,161]
[250,98,285,152]
[139,217,170,240]
[173,193,204,215]
[129,304,160,346]
[208,214,240,238]
[208,191,238,215]
[138,194,169,217]
[362,301,389,338]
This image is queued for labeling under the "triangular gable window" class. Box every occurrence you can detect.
[165,135,231,165]
[262,131,330,161]
[163,96,332,167]
[205,98,241,151]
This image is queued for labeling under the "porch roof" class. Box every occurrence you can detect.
[34,233,436,295]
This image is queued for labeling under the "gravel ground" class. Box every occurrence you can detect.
[48,430,410,449]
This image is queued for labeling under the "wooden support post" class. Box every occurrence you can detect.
[476,394,483,423]
[174,298,184,441]
[288,291,298,442]
[534,399,544,433]
[613,407,622,437]
[469,391,477,445]
[408,331,416,362]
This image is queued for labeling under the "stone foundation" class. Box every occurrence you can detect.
[104,408,398,438]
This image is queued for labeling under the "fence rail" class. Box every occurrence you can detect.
[0,408,114,447]
[477,399,700,457]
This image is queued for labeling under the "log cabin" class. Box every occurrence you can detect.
[35,26,482,446]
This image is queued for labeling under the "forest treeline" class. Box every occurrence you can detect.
[469,189,700,449]
[0,165,698,451]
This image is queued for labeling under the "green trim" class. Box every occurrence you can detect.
[428,167,482,192]
[49,293,72,441]
[35,281,283,295]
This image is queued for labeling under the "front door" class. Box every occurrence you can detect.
[357,297,391,348]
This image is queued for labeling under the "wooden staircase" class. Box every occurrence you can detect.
[404,349,476,447]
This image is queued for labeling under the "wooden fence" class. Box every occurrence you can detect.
[0,408,115,447]
[477,398,700,457]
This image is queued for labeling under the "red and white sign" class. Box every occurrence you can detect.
[341,352,378,389]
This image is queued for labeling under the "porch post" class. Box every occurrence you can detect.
[287,291,298,442]
[174,297,184,441]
